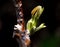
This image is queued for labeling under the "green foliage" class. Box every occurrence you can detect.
[26,5,46,35]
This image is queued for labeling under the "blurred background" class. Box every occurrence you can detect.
[0,0,60,47]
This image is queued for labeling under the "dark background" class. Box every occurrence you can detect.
[0,0,60,47]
